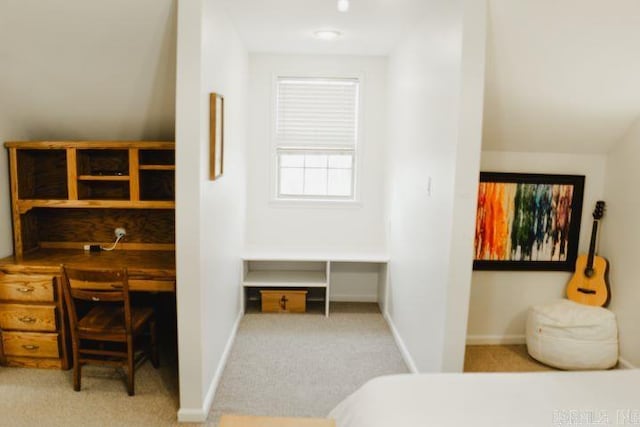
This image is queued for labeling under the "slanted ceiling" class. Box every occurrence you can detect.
[0,0,176,141]
[483,0,640,153]
[1,1,637,153]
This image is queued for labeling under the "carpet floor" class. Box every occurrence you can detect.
[207,302,409,425]
[463,344,556,372]
[0,354,180,426]
[1,307,561,426]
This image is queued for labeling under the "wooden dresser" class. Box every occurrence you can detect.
[0,272,66,368]
[0,141,176,369]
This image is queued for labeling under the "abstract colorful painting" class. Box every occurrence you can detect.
[473,172,585,271]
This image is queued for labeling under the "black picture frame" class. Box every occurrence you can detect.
[473,172,585,271]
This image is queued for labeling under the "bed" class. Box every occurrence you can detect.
[329,370,640,426]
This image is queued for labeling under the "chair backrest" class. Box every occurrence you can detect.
[60,265,133,335]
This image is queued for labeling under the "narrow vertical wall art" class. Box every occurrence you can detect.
[210,92,224,180]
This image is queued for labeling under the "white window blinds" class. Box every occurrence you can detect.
[276,77,359,148]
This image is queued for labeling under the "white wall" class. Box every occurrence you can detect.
[0,0,177,258]
[175,0,204,418]
[441,0,487,372]
[385,0,485,373]
[467,151,607,343]
[600,118,640,367]
[331,262,381,303]
[200,0,248,410]
[175,0,248,421]
[245,54,387,254]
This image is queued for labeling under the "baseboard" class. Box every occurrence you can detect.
[466,335,526,345]
[202,309,244,416]
[618,357,637,369]
[176,408,206,423]
[383,311,418,373]
[177,309,243,423]
[330,294,378,303]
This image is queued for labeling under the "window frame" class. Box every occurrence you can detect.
[270,73,363,205]
[276,147,356,201]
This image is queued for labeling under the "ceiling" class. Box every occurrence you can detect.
[1,0,638,155]
[222,0,640,154]
[482,0,640,153]
[0,0,176,142]
[219,0,431,56]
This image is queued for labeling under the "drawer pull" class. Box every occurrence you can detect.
[91,297,101,301]
[110,284,123,289]
[19,316,37,323]
[17,287,35,293]
[22,344,40,351]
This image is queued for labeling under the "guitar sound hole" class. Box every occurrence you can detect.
[578,288,597,295]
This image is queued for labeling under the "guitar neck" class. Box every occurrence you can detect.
[586,220,598,270]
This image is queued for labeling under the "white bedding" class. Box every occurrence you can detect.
[329,370,640,427]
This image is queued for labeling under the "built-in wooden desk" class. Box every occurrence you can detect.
[2,140,176,370]
[0,249,175,369]
[0,248,176,292]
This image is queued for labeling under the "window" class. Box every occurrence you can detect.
[275,76,360,200]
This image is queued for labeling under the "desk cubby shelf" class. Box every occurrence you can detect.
[243,270,328,288]
[5,141,175,257]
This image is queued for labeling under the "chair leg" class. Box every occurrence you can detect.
[72,343,81,392]
[127,336,135,396]
[150,318,159,369]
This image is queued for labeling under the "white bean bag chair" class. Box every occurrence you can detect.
[526,299,618,370]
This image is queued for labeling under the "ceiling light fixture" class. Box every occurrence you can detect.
[337,0,350,12]
[314,30,342,41]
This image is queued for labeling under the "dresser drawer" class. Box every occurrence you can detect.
[0,274,55,302]
[2,331,60,358]
[0,303,57,331]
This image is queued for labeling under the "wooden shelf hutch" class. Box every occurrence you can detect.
[0,141,176,369]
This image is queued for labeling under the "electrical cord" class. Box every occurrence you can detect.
[101,235,123,251]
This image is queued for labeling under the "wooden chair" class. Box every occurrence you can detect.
[60,265,158,395]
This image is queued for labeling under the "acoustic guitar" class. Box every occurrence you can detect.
[566,201,610,307]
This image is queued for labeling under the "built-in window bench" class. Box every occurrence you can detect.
[241,251,389,316]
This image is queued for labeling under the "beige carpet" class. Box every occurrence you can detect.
[0,356,181,426]
[207,302,409,425]
[464,344,556,372]
[2,312,560,426]
[0,303,407,427]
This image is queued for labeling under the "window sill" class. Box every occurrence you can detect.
[268,198,362,209]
